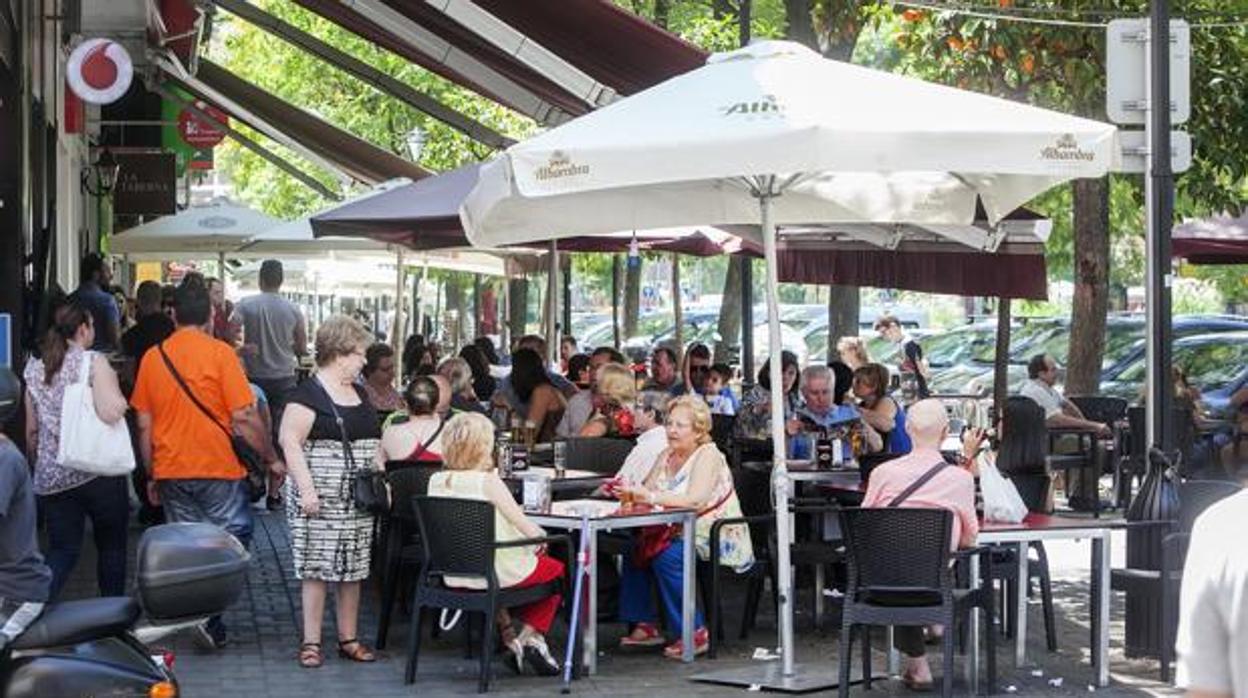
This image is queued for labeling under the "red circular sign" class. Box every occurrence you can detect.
[67,39,133,105]
[177,102,228,148]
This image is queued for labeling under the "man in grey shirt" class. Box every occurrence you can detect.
[231,260,307,420]
[0,368,53,650]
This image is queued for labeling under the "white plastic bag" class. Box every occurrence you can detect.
[57,352,135,476]
[980,458,1028,523]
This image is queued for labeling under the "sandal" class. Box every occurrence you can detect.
[298,642,323,668]
[337,638,377,663]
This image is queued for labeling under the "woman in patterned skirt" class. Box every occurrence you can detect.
[279,315,380,668]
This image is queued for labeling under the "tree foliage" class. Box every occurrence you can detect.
[208,0,534,218]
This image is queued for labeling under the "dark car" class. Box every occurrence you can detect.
[1100,331,1248,418]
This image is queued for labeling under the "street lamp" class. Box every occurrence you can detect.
[80,147,120,197]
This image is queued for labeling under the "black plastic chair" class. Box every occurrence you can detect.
[711,414,736,457]
[375,463,440,649]
[405,496,571,693]
[1111,478,1241,682]
[838,508,996,698]
[1069,396,1129,426]
[556,436,634,475]
[705,463,778,658]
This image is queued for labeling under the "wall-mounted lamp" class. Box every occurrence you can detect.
[80,147,120,197]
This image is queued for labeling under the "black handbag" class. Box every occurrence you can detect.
[157,343,268,502]
[317,378,389,515]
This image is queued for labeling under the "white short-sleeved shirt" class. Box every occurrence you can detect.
[1019,379,1064,420]
[616,426,668,486]
[1176,490,1248,695]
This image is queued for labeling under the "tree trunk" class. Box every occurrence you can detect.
[445,272,465,349]
[826,285,860,362]
[784,0,818,52]
[612,254,623,349]
[671,253,684,363]
[715,256,744,363]
[1066,177,1111,396]
[624,256,642,337]
[508,276,528,344]
[653,0,672,28]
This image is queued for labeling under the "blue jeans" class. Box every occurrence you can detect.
[619,540,703,637]
[157,479,253,549]
[39,475,130,600]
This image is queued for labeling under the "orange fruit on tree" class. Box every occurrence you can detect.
[947,36,964,51]
[1021,54,1036,74]
[902,9,923,22]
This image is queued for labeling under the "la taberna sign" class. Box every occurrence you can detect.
[67,39,134,105]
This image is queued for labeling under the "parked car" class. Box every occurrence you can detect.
[933,314,1248,398]
[1100,331,1248,418]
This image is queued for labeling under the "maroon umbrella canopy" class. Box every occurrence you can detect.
[309,164,742,256]
[1173,213,1248,264]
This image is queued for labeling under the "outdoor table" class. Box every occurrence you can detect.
[506,467,610,498]
[527,499,698,674]
[967,513,1124,690]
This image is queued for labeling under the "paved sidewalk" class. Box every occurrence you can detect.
[57,510,1181,697]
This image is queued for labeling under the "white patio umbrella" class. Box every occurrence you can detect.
[461,40,1118,687]
[236,179,411,257]
[108,199,280,274]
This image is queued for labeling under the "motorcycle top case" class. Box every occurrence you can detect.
[137,522,250,621]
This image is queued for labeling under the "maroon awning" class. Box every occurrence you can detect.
[1173,213,1248,265]
[776,243,1049,300]
[177,60,430,186]
[469,0,707,96]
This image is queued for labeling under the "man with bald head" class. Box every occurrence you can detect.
[860,399,979,689]
[431,374,453,419]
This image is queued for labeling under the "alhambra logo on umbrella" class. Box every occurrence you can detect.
[720,94,785,119]
[534,150,590,181]
[1040,133,1096,162]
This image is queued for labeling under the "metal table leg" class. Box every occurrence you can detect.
[682,513,696,663]
[1015,541,1028,667]
[584,527,599,674]
[1093,535,1111,687]
[968,552,981,694]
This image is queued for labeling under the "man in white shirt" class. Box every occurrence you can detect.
[616,391,670,485]
[1019,354,1111,436]
[1176,489,1248,698]
[1019,353,1111,510]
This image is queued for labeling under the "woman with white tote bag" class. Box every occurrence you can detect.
[23,302,131,599]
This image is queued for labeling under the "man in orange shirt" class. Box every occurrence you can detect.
[131,274,278,649]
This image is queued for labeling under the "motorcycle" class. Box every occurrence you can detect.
[1,523,250,698]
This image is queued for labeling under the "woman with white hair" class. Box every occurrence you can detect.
[427,412,565,675]
[437,356,486,414]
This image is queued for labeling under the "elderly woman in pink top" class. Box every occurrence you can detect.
[861,399,979,691]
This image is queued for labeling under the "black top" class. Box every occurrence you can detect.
[288,378,381,443]
[472,374,497,404]
[121,312,175,362]
[902,339,930,399]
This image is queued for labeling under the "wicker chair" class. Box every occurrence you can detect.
[405,496,570,693]
[375,462,440,649]
[838,508,996,698]
[556,436,634,475]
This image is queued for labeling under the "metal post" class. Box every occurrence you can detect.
[1145,0,1174,453]
[993,298,1012,419]
[562,254,572,340]
[672,252,684,363]
[760,189,795,678]
[547,240,559,365]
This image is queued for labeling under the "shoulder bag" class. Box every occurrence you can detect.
[317,378,389,515]
[157,343,266,501]
[57,351,136,476]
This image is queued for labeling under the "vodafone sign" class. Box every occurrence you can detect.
[177,101,228,148]
[67,39,134,105]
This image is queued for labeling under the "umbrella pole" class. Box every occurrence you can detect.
[547,241,559,366]
[393,249,406,378]
[218,251,226,281]
[760,191,796,678]
[672,252,683,364]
